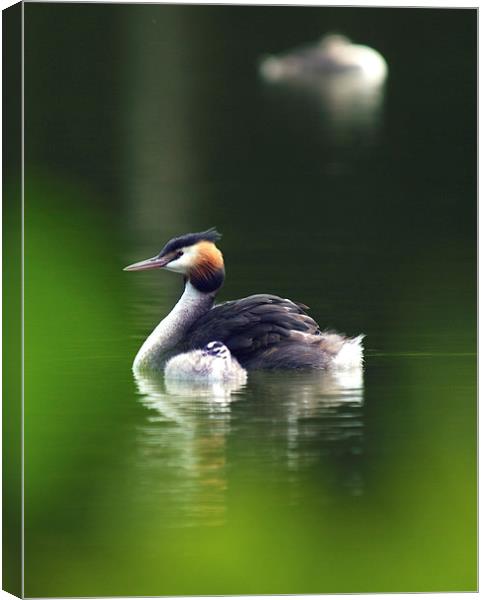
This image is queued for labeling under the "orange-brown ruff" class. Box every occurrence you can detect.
[189,241,224,288]
[124,228,364,371]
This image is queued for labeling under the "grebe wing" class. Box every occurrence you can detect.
[185,294,322,361]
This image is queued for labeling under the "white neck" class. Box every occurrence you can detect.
[133,281,214,372]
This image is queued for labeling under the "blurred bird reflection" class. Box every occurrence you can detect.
[133,368,365,527]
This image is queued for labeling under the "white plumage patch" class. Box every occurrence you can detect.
[331,335,365,370]
[164,245,198,273]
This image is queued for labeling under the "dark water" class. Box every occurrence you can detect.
[21,5,476,596]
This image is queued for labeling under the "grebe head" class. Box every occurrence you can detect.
[203,341,230,359]
[124,228,225,293]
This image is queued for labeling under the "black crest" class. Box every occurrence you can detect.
[157,227,222,258]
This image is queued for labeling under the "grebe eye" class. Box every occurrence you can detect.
[175,251,184,259]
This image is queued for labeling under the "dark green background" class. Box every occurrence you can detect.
[20,4,476,596]
[3,3,22,596]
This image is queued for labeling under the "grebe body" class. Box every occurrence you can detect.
[125,228,363,372]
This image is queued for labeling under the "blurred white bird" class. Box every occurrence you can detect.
[259,34,388,83]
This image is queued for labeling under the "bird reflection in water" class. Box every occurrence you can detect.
[133,370,245,528]
[133,366,364,527]
[259,34,388,148]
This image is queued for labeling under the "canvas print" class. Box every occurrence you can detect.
[3,2,477,597]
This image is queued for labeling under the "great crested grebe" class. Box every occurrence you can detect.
[164,341,247,383]
[124,228,363,372]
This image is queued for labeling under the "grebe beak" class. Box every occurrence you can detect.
[123,255,172,272]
